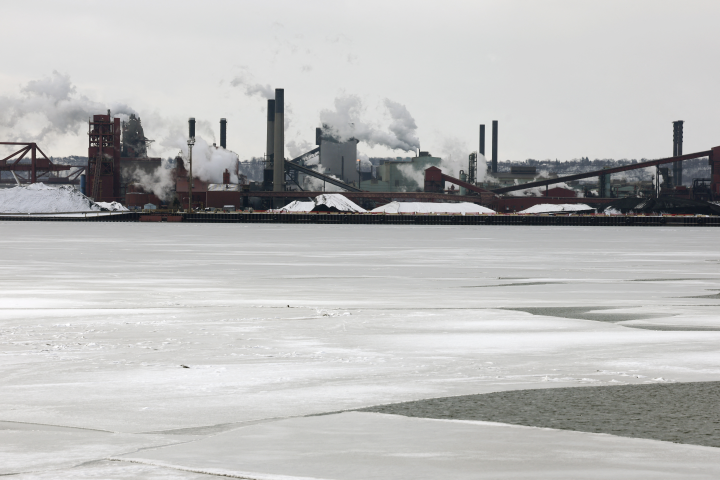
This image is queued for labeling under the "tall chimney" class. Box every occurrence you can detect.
[273,89,284,192]
[188,118,196,212]
[673,120,684,186]
[188,117,196,139]
[220,118,227,149]
[479,124,485,157]
[267,99,275,160]
[491,120,498,173]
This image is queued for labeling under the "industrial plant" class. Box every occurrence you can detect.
[1,87,719,224]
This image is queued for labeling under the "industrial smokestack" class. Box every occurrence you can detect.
[273,89,284,193]
[220,118,227,149]
[267,99,275,160]
[491,120,498,173]
[673,120,684,186]
[479,124,485,156]
[188,117,196,139]
[263,99,275,192]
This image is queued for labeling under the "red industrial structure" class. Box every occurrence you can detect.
[87,114,121,202]
[0,142,81,184]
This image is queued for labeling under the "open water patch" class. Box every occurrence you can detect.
[502,306,665,323]
[359,382,720,448]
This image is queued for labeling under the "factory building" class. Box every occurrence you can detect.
[362,153,442,193]
[316,126,359,184]
[87,113,162,204]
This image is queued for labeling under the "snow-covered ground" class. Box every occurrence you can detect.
[273,194,366,213]
[95,201,128,211]
[0,183,127,213]
[371,201,495,214]
[519,203,594,214]
[1,224,719,478]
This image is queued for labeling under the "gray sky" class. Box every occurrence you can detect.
[1,0,718,163]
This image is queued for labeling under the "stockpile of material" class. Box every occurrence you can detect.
[371,202,495,214]
[602,197,720,215]
[0,183,128,213]
[274,194,366,213]
[519,204,595,214]
[95,202,129,211]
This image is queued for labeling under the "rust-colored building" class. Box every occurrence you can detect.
[87,114,121,203]
[543,187,577,198]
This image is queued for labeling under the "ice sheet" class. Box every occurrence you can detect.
[117,412,720,480]
[1,224,719,477]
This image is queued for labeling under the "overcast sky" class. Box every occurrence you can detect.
[1,0,718,163]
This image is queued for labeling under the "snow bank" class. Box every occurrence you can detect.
[96,202,129,211]
[372,201,495,214]
[519,203,595,214]
[273,194,366,213]
[0,183,129,213]
[274,200,316,213]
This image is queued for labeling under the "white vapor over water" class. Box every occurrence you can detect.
[0,71,135,142]
[319,95,420,152]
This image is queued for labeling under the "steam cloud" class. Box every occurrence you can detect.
[319,95,420,152]
[229,71,274,99]
[129,160,175,201]
[0,71,135,142]
[229,70,292,134]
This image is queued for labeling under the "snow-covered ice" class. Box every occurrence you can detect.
[117,412,720,480]
[1,223,719,478]
[371,201,495,214]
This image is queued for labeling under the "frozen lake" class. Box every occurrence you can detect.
[1,223,719,478]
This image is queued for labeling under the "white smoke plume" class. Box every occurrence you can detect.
[129,160,175,201]
[287,138,314,159]
[0,71,135,142]
[476,153,488,183]
[436,136,472,178]
[383,99,419,151]
[159,128,239,184]
[229,70,274,99]
[178,137,239,184]
[319,95,420,152]
[229,70,292,133]
[301,165,344,192]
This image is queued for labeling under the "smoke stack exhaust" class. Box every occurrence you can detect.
[188,117,196,139]
[479,124,485,156]
[273,89,284,192]
[491,120,498,173]
[220,118,227,149]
